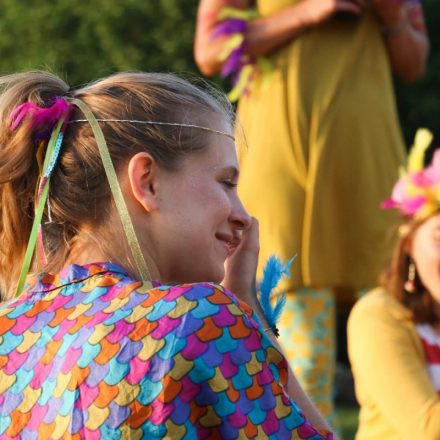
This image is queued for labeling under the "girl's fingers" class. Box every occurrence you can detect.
[336,0,364,14]
[238,217,259,255]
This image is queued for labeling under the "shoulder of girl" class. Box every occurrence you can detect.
[135,282,236,309]
[133,282,258,329]
[349,287,411,326]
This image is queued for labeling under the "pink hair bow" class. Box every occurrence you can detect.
[9,97,71,139]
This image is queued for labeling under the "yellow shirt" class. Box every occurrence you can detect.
[348,288,440,439]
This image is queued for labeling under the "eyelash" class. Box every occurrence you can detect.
[222,180,237,189]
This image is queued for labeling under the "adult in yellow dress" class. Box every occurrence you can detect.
[195,0,429,423]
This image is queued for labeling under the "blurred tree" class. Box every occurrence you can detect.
[395,0,440,148]
[0,0,437,146]
[0,0,197,84]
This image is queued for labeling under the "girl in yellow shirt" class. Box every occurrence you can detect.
[348,131,440,439]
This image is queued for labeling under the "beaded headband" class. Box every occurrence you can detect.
[69,119,235,141]
[382,128,440,221]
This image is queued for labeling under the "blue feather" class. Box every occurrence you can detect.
[258,255,296,328]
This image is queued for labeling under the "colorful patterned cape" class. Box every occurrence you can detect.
[0,262,332,439]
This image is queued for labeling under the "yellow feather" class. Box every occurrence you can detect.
[219,7,259,21]
[408,128,433,172]
[218,34,245,62]
[227,64,254,102]
[398,165,407,178]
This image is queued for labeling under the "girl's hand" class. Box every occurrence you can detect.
[372,0,406,28]
[299,0,365,26]
[222,217,259,304]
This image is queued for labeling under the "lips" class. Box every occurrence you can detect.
[215,232,241,255]
[215,232,233,248]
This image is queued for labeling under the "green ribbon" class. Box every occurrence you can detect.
[15,117,65,296]
[72,98,152,283]
[15,99,152,297]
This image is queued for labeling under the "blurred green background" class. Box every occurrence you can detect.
[0,0,438,146]
[1,1,436,438]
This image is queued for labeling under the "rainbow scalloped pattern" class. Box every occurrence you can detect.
[0,262,332,439]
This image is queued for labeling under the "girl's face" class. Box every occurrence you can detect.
[150,130,251,284]
[410,213,440,305]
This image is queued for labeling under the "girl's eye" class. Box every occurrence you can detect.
[222,180,237,189]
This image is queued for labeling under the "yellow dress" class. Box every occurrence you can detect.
[237,0,405,292]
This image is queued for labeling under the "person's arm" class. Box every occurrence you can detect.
[194,0,365,76]
[347,293,440,438]
[222,218,333,434]
[373,0,429,82]
[240,292,333,433]
[183,282,333,438]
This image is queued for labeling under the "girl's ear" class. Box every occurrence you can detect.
[127,152,160,213]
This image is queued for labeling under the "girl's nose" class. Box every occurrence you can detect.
[230,196,251,230]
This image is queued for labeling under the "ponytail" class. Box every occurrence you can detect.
[0,71,69,298]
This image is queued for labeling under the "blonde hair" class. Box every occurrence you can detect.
[0,71,234,298]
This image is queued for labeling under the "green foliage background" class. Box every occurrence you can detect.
[0,0,437,146]
[0,1,197,82]
[395,0,440,146]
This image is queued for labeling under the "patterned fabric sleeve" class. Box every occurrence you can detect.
[0,269,332,439]
[154,282,333,439]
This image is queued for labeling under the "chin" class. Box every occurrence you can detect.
[196,264,225,284]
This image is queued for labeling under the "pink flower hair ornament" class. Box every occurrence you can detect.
[9,97,71,140]
[382,128,440,220]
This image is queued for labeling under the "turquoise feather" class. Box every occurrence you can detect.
[258,255,296,328]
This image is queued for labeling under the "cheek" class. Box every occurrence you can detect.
[424,241,440,261]
[194,185,231,217]
[413,239,440,268]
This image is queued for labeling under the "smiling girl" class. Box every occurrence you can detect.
[0,71,332,439]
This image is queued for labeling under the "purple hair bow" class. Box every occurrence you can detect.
[9,97,71,140]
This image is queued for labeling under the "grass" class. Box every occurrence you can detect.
[335,405,359,440]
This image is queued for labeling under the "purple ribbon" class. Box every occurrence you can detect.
[213,17,249,80]
[221,47,246,78]
[212,18,246,39]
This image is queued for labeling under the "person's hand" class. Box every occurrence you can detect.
[372,0,406,28]
[299,0,365,26]
[222,217,259,304]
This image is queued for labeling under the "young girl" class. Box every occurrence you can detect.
[348,131,440,439]
[0,71,332,438]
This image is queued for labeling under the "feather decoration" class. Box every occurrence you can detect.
[382,128,440,220]
[213,6,273,102]
[218,6,259,21]
[258,255,296,329]
[408,128,433,173]
[9,98,70,139]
